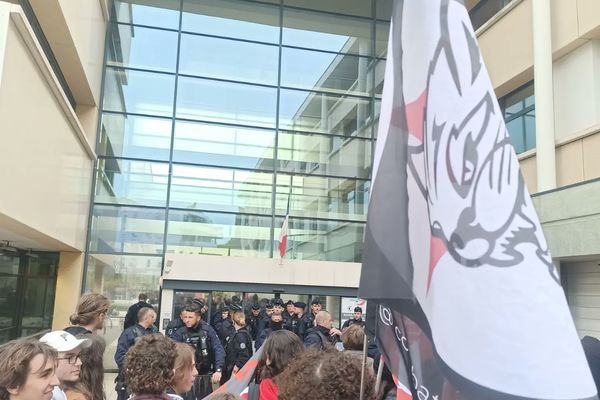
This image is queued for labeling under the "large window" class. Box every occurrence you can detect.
[500,81,535,154]
[469,0,512,31]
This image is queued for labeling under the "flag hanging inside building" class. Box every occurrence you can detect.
[278,195,290,260]
[359,1,597,399]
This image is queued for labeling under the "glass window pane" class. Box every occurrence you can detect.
[283,8,372,57]
[281,48,370,97]
[373,58,385,96]
[376,0,394,21]
[283,0,372,18]
[173,121,275,170]
[103,68,175,117]
[0,277,18,328]
[179,34,279,85]
[113,0,180,29]
[22,278,48,327]
[276,174,369,221]
[26,254,58,277]
[98,113,172,161]
[0,253,20,275]
[95,159,169,207]
[506,118,525,154]
[167,210,272,257]
[89,205,166,254]
[0,328,18,345]
[176,77,277,128]
[85,254,162,369]
[107,24,178,72]
[375,22,389,58]
[169,165,274,214]
[524,112,536,152]
[277,216,364,262]
[277,132,372,179]
[279,89,372,136]
[182,0,280,43]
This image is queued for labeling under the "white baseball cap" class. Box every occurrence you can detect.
[40,330,91,352]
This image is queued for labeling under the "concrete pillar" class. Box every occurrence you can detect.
[532,0,557,191]
[159,288,174,331]
[52,252,85,330]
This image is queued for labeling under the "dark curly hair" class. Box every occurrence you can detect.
[278,348,376,400]
[124,334,176,395]
[259,330,304,380]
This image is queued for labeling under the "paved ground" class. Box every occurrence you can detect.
[104,372,118,400]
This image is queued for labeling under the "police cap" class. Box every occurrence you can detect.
[311,298,321,305]
[294,301,306,309]
[354,306,363,313]
[273,298,284,307]
[251,303,261,310]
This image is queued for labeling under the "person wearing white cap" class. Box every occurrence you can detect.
[39,331,90,400]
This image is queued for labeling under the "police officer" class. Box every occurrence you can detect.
[166,298,205,338]
[283,300,296,325]
[221,311,253,384]
[172,304,225,399]
[255,313,285,349]
[342,306,365,329]
[256,301,274,335]
[246,303,261,340]
[216,305,235,346]
[291,301,306,336]
[304,310,341,350]
[298,298,322,339]
[114,307,156,400]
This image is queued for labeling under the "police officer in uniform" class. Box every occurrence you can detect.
[172,304,225,399]
[290,301,306,336]
[282,300,296,327]
[256,301,274,335]
[298,298,322,339]
[166,298,204,338]
[342,306,365,329]
[304,310,341,350]
[221,310,253,384]
[114,307,156,400]
[246,303,261,340]
[255,313,285,349]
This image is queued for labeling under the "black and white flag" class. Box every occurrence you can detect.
[359,1,597,399]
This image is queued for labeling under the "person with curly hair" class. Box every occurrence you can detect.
[0,339,59,400]
[246,330,304,400]
[124,334,177,400]
[64,293,110,400]
[166,343,198,400]
[277,348,376,400]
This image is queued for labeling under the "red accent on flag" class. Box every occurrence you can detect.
[278,215,289,258]
[426,235,447,293]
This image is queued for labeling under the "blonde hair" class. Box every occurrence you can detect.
[232,311,246,327]
[341,324,365,351]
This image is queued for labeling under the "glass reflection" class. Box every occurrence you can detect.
[275,174,369,221]
[169,165,273,214]
[375,22,389,58]
[182,0,280,43]
[89,205,166,254]
[276,216,364,262]
[279,89,372,136]
[98,113,172,161]
[107,24,178,72]
[283,0,372,18]
[277,131,372,179]
[281,48,370,96]
[176,77,277,128]
[103,68,175,117]
[173,121,275,170]
[179,34,279,85]
[95,159,169,207]
[113,0,181,29]
[283,8,372,56]
[167,210,272,257]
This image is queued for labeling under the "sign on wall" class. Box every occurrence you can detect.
[341,297,367,326]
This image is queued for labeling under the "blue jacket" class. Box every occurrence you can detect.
[115,324,153,369]
[171,321,225,371]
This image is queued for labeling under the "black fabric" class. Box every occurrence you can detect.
[124,301,150,330]
[64,326,92,336]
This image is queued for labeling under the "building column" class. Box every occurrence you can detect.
[532,0,556,191]
[52,252,85,330]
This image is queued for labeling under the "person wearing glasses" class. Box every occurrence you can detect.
[39,331,91,400]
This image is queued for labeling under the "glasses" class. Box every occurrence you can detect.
[58,354,81,365]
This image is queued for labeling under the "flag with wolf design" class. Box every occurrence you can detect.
[359,1,597,399]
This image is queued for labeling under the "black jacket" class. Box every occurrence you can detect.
[124,301,151,330]
[304,325,336,349]
[225,328,253,370]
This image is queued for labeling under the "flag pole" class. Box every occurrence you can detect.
[374,355,384,394]
[359,332,368,400]
[279,174,293,265]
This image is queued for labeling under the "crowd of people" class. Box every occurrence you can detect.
[0,292,395,400]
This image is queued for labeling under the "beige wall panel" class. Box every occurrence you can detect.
[551,0,579,51]
[519,155,538,194]
[29,0,106,107]
[52,252,85,330]
[0,22,92,251]
[577,0,600,38]
[582,132,600,180]
[76,104,99,145]
[478,0,533,96]
[556,140,584,186]
[164,254,362,289]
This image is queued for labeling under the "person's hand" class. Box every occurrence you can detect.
[232,366,240,375]
[330,327,342,336]
[212,371,222,384]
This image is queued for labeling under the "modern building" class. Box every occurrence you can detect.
[1,0,600,369]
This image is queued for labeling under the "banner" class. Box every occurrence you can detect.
[205,346,264,399]
[359,1,597,399]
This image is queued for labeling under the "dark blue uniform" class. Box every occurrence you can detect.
[165,317,184,338]
[342,318,365,330]
[304,325,336,350]
[246,313,261,340]
[298,313,315,339]
[221,327,253,384]
[172,321,225,399]
[123,301,150,330]
[114,324,153,400]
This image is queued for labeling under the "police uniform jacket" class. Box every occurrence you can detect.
[342,318,364,330]
[303,325,336,350]
[123,301,151,330]
[246,313,260,340]
[298,313,315,339]
[115,324,153,369]
[225,327,253,370]
[165,317,184,338]
[171,320,225,375]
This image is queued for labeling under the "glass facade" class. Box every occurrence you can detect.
[469,0,513,31]
[500,81,535,154]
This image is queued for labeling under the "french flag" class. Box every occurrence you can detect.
[278,196,290,260]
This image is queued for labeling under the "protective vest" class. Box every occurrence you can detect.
[185,327,211,374]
